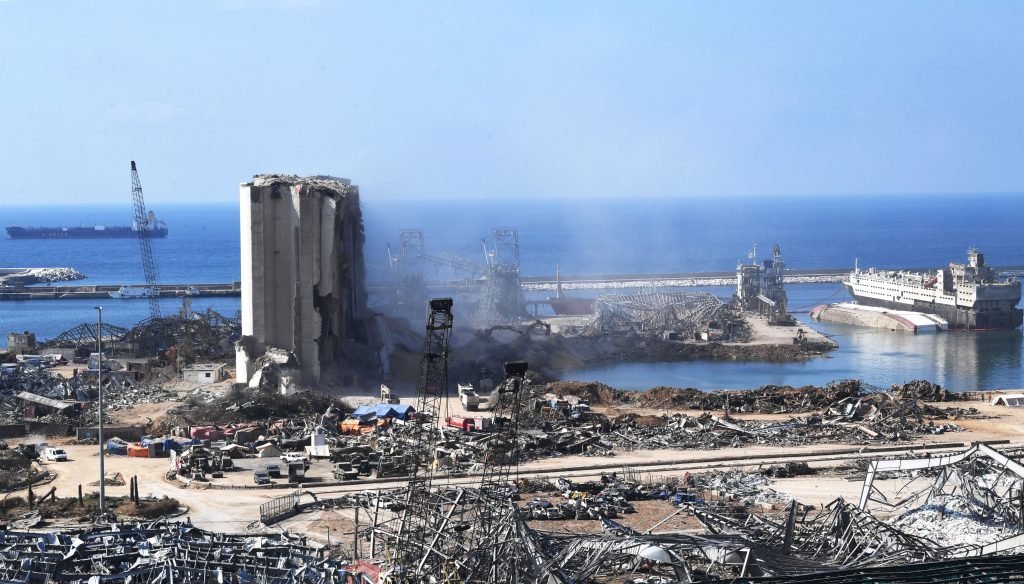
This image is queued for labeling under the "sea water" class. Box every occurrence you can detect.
[1,194,1022,390]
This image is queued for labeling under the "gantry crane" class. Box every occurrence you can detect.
[130,161,161,319]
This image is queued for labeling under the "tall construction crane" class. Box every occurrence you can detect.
[387,297,454,582]
[130,161,161,319]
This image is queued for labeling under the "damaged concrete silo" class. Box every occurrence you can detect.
[235,174,367,388]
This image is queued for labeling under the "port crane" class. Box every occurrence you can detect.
[130,161,161,319]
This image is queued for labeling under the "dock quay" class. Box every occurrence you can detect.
[367,265,1024,294]
[8,265,1024,303]
[0,282,240,301]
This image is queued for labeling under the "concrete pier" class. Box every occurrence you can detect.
[0,282,240,301]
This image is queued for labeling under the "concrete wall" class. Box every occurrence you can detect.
[76,425,145,441]
[0,424,26,439]
[25,421,73,436]
[237,175,366,386]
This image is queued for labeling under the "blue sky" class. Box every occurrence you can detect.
[1,1,1022,203]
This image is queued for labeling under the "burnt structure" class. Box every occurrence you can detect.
[236,175,367,386]
[736,243,791,324]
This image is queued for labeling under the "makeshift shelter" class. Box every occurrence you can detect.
[256,443,283,458]
[992,394,1024,407]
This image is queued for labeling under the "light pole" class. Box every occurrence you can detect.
[95,306,106,519]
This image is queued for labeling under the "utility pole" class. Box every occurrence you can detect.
[95,306,106,518]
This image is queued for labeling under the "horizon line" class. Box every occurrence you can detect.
[1,191,1023,206]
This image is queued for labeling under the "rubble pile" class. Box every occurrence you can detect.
[692,469,794,506]
[153,386,352,433]
[0,448,38,490]
[891,498,1017,548]
[526,380,975,456]
[0,361,175,428]
[547,378,974,412]
[891,379,964,402]
[549,379,868,411]
[229,380,980,479]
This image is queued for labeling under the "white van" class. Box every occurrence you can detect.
[43,448,68,462]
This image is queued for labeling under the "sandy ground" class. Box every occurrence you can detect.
[12,427,1006,532]
[741,314,833,346]
[8,381,1022,533]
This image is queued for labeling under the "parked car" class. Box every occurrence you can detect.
[280,453,310,468]
[72,356,88,364]
[264,463,282,477]
[253,469,271,485]
[43,447,68,462]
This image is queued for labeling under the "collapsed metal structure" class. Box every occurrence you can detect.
[43,322,131,353]
[477,229,524,328]
[318,443,1024,583]
[585,290,724,336]
[384,229,526,328]
[43,308,240,362]
[735,243,791,325]
[0,520,349,583]
[389,298,454,580]
[859,442,1024,556]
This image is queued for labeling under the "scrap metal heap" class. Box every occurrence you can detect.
[584,290,725,336]
[0,520,348,583]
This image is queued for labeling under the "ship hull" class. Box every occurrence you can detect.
[547,298,595,316]
[6,227,168,239]
[844,283,1023,330]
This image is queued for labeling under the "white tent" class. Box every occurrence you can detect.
[992,394,1024,407]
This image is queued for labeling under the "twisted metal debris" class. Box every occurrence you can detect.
[585,290,725,336]
[0,520,353,583]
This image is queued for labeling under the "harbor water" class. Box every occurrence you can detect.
[1,194,1023,391]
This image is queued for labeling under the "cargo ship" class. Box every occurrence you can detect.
[6,211,168,239]
[844,249,1022,330]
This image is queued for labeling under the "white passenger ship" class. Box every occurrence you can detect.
[843,249,1022,330]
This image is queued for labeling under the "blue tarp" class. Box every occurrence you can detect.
[106,439,128,455]
[350,403,414,421]
[139,437,198,451]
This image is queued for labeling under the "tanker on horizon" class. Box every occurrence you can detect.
[5,210,167,239]
[844,249,1023,330]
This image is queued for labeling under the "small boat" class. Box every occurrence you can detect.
[109,285,160,299]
